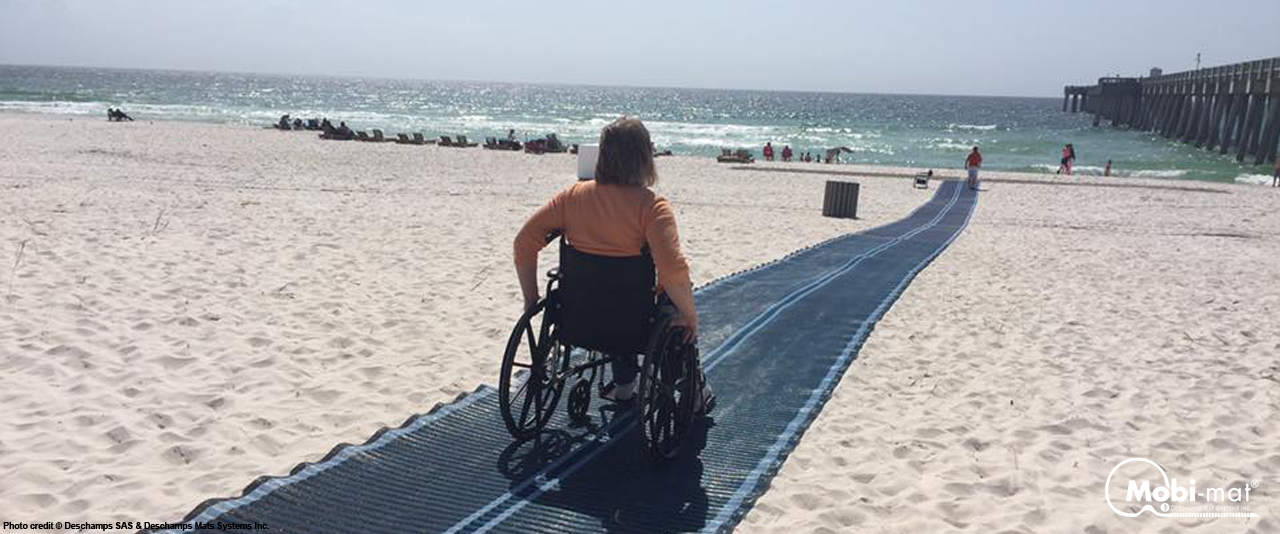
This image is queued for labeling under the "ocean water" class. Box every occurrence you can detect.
[1,64,1272,185]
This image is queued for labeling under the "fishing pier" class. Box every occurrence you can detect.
[1065,57,1280,165]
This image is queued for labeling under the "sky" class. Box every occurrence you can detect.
[1,0,1277,97]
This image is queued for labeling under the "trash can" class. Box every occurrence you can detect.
[822,181,859,219]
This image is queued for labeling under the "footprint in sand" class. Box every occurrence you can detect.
[162,445,199,465]
[104,426,133,445]
[327,336,356,349]
[246,336,273,348]
[147,413,175,430]
[45,344,93,359]
[153,355,197,370]
[13,493,58,509]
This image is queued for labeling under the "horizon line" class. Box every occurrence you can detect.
[0,61,1062,100]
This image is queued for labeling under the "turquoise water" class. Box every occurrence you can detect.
[1,64,1272,185]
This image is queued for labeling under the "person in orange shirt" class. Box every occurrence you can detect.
[514,117,705,405]
[964,146,982,190]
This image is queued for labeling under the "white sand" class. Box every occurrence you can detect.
[1,112,1277,532]
[740,168,1280,532]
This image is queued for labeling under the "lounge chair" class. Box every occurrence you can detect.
[455,135,479,148]
[717,149,754,164]
[396,133,413,144]
[371,129,390,142]
[545,134,566,153]
[439,135,454,147]
[413,133,435,145]
[914,171,932,189]
[484,137,521,151]
[355,131,371,142]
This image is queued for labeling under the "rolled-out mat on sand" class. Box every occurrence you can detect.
[147,179,978,534]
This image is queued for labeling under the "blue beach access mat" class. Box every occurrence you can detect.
[149,179,977,534]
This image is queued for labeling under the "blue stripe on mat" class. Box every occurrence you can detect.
[148,180,977,534]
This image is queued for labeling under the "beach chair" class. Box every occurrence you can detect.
[716,149,754,164]
[484,137,499,149]
[914,171,931,189]
[456,135,479,148]
[545,134,566,153]
[413,133,434,145]
[355,131,371,142]
[396,133,412,144]
[371,129,389,142]
[439,135,454,147]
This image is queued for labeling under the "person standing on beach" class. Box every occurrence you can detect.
[763,142,774,161]
[1057,144,1072,175]
[1104,159,1112,177]
[965,146,982,190]
[1273,155,1280,187]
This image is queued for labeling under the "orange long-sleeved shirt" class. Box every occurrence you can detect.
[514,181,691,291]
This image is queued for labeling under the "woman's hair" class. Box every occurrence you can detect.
[595,117,657,187]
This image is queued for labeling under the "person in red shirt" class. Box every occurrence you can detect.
[781,144,792,162]
[763,141,774,161]
[964,146,982,190]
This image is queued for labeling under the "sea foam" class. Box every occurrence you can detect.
[1234,173,1275,186]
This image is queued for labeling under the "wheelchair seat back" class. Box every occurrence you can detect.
[556,241,656,355]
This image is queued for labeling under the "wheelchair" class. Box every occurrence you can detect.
[499,232,703,460]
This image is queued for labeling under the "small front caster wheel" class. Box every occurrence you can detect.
[567,378,592,423]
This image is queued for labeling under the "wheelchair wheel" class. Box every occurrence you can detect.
[499,299,568,440]
[637,316,699,460]
[567,378,592,423]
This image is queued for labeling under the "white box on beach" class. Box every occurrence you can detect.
[577,144,599,180]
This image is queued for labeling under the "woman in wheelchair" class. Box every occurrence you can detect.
[509,117,712,450]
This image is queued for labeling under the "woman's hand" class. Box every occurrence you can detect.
[517,263,539,312]
[672,311,698,343]
[665,282,698,343]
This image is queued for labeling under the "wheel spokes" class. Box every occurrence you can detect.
[517,379,536,426]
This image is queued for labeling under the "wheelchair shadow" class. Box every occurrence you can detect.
[497,404,715,533]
